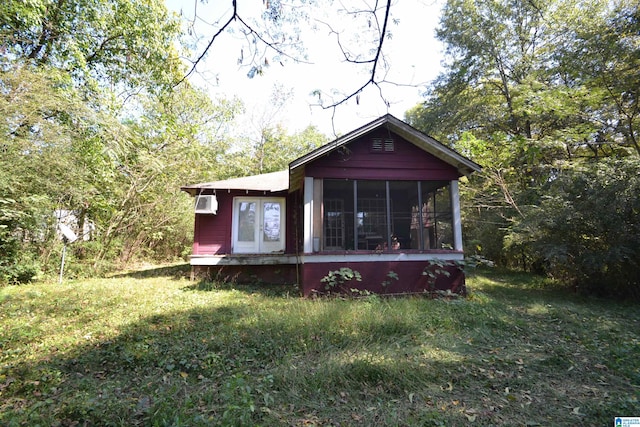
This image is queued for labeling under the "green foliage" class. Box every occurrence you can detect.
[320,267,362,292]
[422,259,456,293]
[0,271,638,425]
[0,251,40,285]
[0,64,112,280]
[507,158,640,298]
[220,124,328,178]
[380,270,399,289]
[408,0,640,297]
[463,254,495,270]
[91,86,242,267]
[0,1,248,280]
[220,374,257,426]
[0,0,183,94]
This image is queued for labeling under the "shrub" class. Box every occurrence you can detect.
[0,252,40,285]
[507,157,640,298]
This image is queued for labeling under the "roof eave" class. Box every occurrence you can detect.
[180,170,289,196]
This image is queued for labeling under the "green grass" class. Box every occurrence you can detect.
[1,266,638,426]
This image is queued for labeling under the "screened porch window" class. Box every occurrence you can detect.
[322,179,453,251]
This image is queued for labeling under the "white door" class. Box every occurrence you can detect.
[232,197,286,254]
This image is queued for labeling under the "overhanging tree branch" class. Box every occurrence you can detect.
[177,0,396,118]
[177,1,238,85]
[312,0,393,111]
[178,0,312,86]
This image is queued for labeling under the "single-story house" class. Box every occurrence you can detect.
[180,114,481,296]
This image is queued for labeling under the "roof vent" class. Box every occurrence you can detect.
[371,137,395,152]
[371,138,396,153]
[195,194,218,214]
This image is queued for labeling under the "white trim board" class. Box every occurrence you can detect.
[190,252,464,266]
[301,252,464,264]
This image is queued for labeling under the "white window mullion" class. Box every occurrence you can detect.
[385,180,392,249]
[450,180,463,252]
[303,177,314,253]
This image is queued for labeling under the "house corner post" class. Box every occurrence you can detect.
[451,180,463,252]
[303,177,314,253]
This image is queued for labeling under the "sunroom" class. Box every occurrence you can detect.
[315,179,457,253]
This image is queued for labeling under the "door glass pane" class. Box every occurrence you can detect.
[238,201,256,242]
[262,202,281,242]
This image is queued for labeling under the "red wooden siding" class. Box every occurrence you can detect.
[304,129,460,180]
[193,192,233,255]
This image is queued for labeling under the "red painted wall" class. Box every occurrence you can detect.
[191,260,464,297]
[193,192,233,255]
[192,190,298,255]
[305,129,461,180]
[301,261,466,297]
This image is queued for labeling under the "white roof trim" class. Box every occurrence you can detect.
[181,170,289,195]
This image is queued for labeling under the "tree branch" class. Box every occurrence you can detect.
[177,0,399,135]
[177,0,239,85]
[313,0,393,111]
[177,0,313,87]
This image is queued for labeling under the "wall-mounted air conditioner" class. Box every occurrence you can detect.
[195,194,218,214]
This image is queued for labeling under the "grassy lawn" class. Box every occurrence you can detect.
[1,267,638,426]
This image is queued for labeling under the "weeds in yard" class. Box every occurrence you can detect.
[0,270,638,426]
[320,267,362,293]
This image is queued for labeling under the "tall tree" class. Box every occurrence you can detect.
[553,0,640,156]
[221,124,327,178]
[0,0,247,280]
[217,84,328,177]
[0,65,107,280]
[92,85,244,266]
[0,0,183,96]
[406,0,640,295]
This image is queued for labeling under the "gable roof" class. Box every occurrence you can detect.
[181,115,481,196]
[180,170,288,196]
[290,114,481,176]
